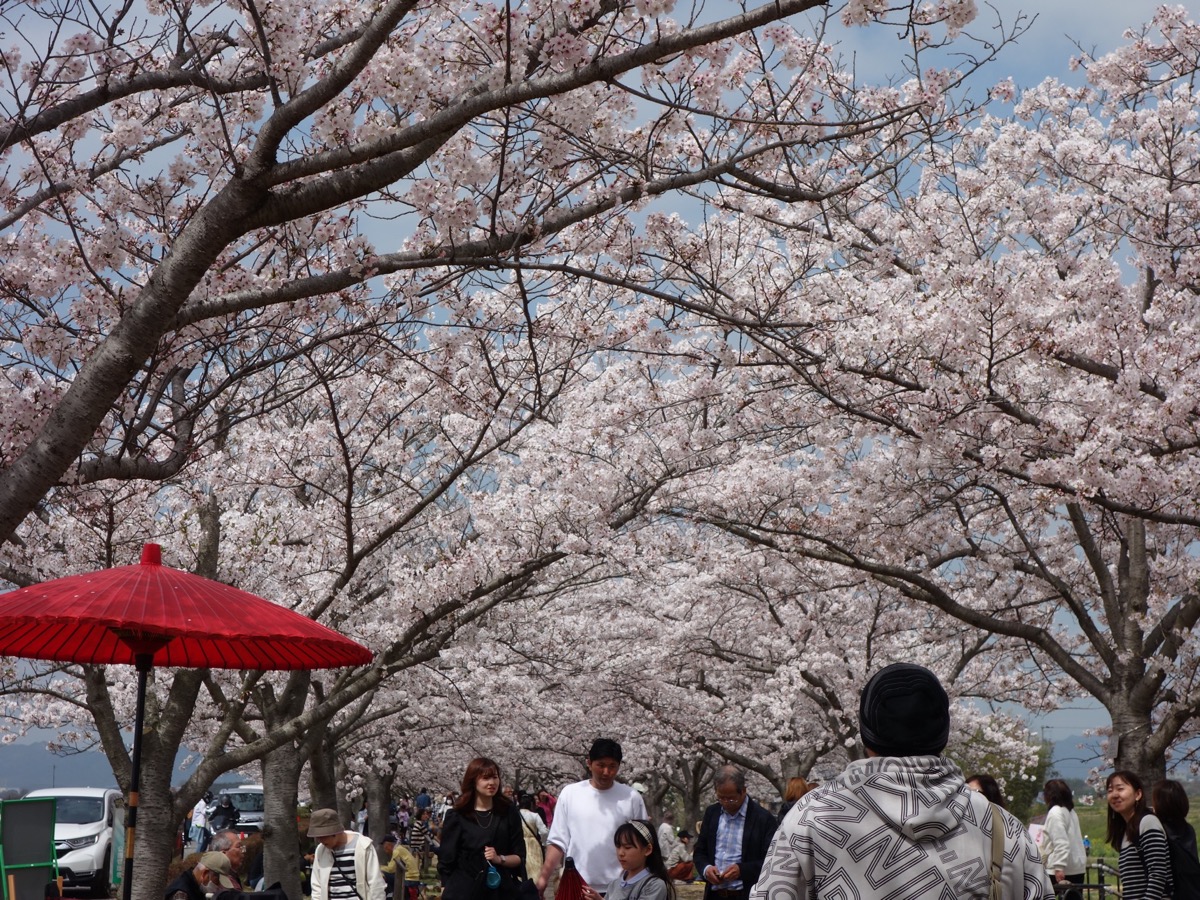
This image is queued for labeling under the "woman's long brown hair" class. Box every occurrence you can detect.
[453,756,512,821]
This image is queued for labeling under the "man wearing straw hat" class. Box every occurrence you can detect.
[308,807,387,900]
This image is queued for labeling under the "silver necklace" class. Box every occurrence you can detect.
[475,807,494,826]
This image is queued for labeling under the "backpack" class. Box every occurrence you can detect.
[1165,827,1200,900]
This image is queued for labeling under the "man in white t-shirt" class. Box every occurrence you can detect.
[537,738,647,897]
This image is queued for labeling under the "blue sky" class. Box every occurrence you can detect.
[822,0,1166,89]
[985,0,1165,80]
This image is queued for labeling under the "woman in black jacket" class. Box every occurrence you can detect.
[439,757,526,900]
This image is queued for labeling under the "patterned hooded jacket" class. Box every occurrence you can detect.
[750,756,1052,900]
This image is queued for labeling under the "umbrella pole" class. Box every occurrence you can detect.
[123,653,152,900]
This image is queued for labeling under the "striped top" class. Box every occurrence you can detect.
[411,819,429,852]
[1118,814,1172,900]
[329,833,365,900]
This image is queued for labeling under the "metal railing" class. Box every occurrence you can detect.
[1051,860,1121,898]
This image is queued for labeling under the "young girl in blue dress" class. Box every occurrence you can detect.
[582,820,674,900]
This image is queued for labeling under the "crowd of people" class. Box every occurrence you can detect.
[422,672,1040,900]
[167,835,251,900]
[422,665,1200,900]
[964,763,1200,899]
[173,663,1200,900]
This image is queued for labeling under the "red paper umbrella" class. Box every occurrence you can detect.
[557,857,589,900]
[0,542,374,900]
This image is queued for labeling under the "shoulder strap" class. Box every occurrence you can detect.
[988,802,1004,900]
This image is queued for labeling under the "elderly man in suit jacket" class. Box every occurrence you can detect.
[693,767,777,900]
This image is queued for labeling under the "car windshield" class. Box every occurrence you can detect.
[225,792,264,813]
[54,797,104,825]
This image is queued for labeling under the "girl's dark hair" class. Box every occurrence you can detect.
[966,774,1007,808]
[454,757,512,820]
[1044,779,1074,810]
[614,820,675,900]
[1152,779,1190,829]
[1106,770,1149,850]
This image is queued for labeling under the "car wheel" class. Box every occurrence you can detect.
[90,849,111,898]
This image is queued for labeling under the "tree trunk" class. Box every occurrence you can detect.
[84,662,203,900]
[262,741,306,900]
[778,748,823,799]
[336,757,355,828]
[128,738,186,900]
[512,763,525,799]
[366,767,395,847]
[308,735,340,811]
[643,784,668,824]
[679,760,710,835]
[1109,694,1166,787]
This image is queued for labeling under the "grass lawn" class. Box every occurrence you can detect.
[1074,804,1117,864]
[1070,801,1200,865]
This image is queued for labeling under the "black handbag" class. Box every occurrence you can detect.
[512,872,538,900]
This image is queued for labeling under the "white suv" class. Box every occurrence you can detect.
[23,786,122,897]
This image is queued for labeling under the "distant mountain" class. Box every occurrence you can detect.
[0,741,118,794]
[0,732,1175,797]
[0,739,228,796]
[1047,733,1106,779]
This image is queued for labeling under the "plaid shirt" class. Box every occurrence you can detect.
[714,797,748,890]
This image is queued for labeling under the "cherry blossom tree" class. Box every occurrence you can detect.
[0,270,666,898]
[0,0,1061,895]
[0,0,983,549]
[390,356,1047,810]
[651,5,1200,785]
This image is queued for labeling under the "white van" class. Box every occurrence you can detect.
[23,786,122,896]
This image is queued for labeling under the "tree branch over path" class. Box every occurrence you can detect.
[0,0,833,547]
